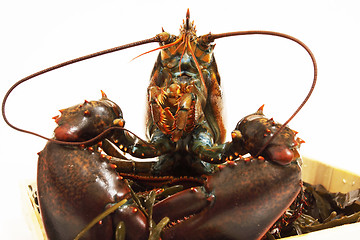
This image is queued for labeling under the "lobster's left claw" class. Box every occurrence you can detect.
[154,156,302,240]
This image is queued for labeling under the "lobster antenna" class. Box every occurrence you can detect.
[130,35,184,62]
[208,31,317,156]
[2,36,160,144]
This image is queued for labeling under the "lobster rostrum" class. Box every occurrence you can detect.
[2,9,317,240]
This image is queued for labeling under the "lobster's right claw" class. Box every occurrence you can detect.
[231,106,304,165]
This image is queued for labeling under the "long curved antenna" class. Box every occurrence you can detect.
[2,36,160,145]
[208,31,317,156]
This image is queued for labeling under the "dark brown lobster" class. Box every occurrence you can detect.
[2,9,317,240]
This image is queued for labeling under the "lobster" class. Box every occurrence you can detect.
[2,9,317,240]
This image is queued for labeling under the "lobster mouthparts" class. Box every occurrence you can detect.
[154,157,302,240]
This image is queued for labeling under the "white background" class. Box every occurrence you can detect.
[1,0,360,239]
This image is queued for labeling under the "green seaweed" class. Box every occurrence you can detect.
[266,182,360,239]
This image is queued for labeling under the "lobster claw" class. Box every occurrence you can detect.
[231,105,303,165]
[153,156,302,240]
[38,94,152,240]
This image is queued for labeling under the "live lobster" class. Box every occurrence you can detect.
[2,9,317,240]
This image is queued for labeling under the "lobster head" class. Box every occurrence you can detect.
[154,9,216,89]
